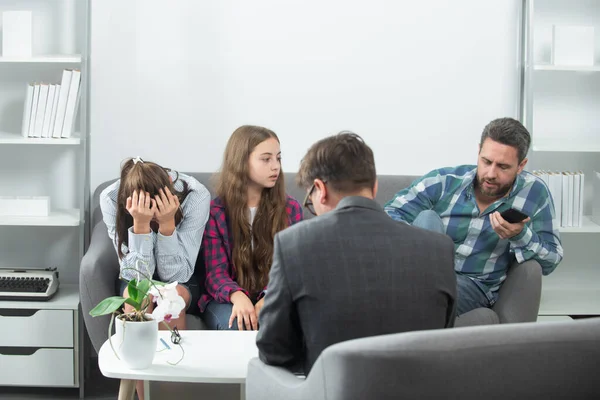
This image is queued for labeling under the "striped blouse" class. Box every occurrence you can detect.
[100,171,211,283]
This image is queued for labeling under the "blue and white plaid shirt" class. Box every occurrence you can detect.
[384,165,563,293]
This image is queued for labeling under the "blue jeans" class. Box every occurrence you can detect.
[202,301,240,331]
[412,210,494,316]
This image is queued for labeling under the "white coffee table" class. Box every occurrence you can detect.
[98,330,258,400]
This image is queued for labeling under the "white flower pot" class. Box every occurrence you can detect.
[114,313,158,369]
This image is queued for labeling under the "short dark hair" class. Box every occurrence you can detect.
[297,131,376,194]
[480,117,531,163]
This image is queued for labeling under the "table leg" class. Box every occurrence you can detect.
[118,379,136,400]
[240,383,246,400]
[144,380,151,400]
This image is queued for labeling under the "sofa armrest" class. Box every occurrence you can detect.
[492,259,542,323]
[79,221,121,354]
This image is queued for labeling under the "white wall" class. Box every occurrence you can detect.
[90,0,522,192]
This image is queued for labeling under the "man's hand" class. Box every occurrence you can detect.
[229,291,258,331]
[490,211,531,240]
[126,190,155,234]
[254,297,265,318]
[154,187,179,236]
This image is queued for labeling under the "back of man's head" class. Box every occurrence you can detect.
[297,131,376,195]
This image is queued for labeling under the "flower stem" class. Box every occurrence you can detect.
[161,321,184,365]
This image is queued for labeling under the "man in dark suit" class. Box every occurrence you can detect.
[256,132,456,374]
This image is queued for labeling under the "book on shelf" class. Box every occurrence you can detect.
[549,172,562,227]
[52,69,73,138]
[533,170,584,228]
[573,172,581,227]
[41,84,57,138]
[566,172,574,227]
[32,83,49,138]
[592,172,600,226]
[28,84,40,138]
[578,171,585,227]
[61,69,81,138]
[20,83,34,138]
[48,84,61,136]
[19,69,81,140]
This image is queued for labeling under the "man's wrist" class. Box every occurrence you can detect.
[509,225,532,247]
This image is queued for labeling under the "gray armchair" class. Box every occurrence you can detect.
[80,219,122,353]
[247,317,600,400]
[455,259,542,326]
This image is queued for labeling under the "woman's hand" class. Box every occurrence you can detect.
[154,187,179,236]
[126,190,155,234]
[229,291,258,330]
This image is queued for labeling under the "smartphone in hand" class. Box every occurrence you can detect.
[500,208,529,223]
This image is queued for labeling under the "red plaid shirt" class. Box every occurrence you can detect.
[198,195,303,312]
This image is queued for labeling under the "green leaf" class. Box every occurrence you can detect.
[124,297,142,311]
[89,296,126,317]
[127,279,139,302]
[137,279,151,299]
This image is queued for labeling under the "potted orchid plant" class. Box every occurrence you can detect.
[89,261,186,369]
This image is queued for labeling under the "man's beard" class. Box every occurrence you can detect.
[476,176,512,198]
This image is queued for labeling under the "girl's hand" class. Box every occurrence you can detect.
[126,190,155,234]
[229,291,258,330]
[154,187,180,235]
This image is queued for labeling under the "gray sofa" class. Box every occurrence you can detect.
[246,317,600,400]
[80,173,542,353]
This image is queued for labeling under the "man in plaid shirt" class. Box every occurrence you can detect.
[385,118,563,315]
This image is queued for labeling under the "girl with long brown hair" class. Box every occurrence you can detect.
[100,158,210,400]
[200,126,303,330]
[100,157,211,327]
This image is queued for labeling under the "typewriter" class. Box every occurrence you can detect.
[0,268,59,301]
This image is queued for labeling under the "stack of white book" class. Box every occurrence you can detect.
[533,170,585,228]
[20,69,81,139]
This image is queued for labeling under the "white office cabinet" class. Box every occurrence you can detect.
[0,0,88,397]
[522,0,600,317]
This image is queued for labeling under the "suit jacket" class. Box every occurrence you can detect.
[256,196,457,374]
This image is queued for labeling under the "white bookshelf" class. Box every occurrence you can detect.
[0,0,88,396]
[534,64,600,72]
[0,55,81,64]
[523,0,600,318]
[0,209,80,227]
[0,132,80,145]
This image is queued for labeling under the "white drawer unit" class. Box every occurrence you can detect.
[0,309,73,347]
[0,285,82,394]
[0,348,74,386]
